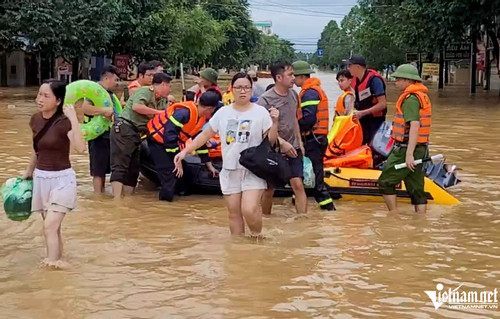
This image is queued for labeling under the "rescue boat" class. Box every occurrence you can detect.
[139,141,460,205]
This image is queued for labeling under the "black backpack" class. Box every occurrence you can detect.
[239,137,292,187]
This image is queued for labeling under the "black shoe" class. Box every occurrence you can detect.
[320,203,336,211]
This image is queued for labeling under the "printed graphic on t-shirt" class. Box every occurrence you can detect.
[225,119,252,145]
[226,119,238,145]
[237,120,252,143]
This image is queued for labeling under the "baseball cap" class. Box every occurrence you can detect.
[348,55,366,66]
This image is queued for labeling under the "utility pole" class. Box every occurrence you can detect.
[470,34,477,94]
[444,60,449,84]
[438,50,444,89]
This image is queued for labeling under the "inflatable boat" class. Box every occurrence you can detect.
[139,141,461,205]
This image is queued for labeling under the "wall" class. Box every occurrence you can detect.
[6,51,26,86]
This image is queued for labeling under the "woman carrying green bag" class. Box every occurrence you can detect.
[23,79,85,268]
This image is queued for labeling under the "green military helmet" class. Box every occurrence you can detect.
[392,64,422,82]
[200,67,219,86]
[292,61,314,75]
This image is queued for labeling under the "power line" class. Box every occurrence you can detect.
[250,7,346,18]
[253,0,346,17]
[202,2,347,18]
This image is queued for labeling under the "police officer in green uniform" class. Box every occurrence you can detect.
[110,73,172,199]
[378,64,432,213]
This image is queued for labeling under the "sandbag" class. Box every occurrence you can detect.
[324,145,373,169]
[239,138,291,187]
[2,177,33,221]
[303,157,315,188]
[325,115,363,158]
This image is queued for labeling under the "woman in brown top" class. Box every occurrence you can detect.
[23,80,85,268]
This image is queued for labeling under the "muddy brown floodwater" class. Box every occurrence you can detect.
[1,73,500,318]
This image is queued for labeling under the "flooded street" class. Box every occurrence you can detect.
[1,73,500,318]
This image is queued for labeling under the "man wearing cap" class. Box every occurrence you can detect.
[293,60,335,211]
[195,68,222,102]
[348,55,387,145]
[378,64,431,214]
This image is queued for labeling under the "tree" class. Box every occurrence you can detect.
[341,2,405,70]
[246,34,295,69]
[8,0,120,59]
[321,21,351,68]
[339,0,500,72]
[295,52,313,62]
[204,0,260,69]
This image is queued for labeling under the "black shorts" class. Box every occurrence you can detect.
[285,149,304,179]
[110,119,142,187]
[88,133,110,177]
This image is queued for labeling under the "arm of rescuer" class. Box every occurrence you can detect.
[163,109,213,173]
[163,108,191,153]
[132,90,164,116]
[173,126,217,178]
[402,94,422,171]
[82,99,114,120]
[355,77,387,119]
[298,89,319,133]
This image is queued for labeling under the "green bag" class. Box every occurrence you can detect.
[303,157,315,189]
[2,177,33,221]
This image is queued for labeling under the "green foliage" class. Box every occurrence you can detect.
[315,0,500,71]
[315,20,351,68]
[4,0,120,58]
[0,0,268,69]
[295,52,313,62]
[204,0,260,69]
[246,34,295,69]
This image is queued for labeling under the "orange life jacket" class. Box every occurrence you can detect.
[128,80,141,92]
[297,78,329,136]
[208,135,222,158]
[335,90,354,116]
[391,82,431,144]
[352,69,386,117]
[324,145,373,169]
[147,101,206,145]
[324,116,363,158]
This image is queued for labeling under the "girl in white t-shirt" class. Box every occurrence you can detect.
[174,73,278,237]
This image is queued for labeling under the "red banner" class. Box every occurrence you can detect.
[114,55,129,80]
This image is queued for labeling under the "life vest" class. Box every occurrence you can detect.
[123,80,141,102]
[335,90,354,116]
[391,82,431,144]
[352,69,386,117]
[324,115,363,158]
[128,80,141,91]
[324,145,373,169]
[208,135,222,158]
[147,101,206,145]
[297,78,329,136]
[195,85,222,102]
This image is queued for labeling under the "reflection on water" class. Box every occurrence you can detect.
[1,74,500,318]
